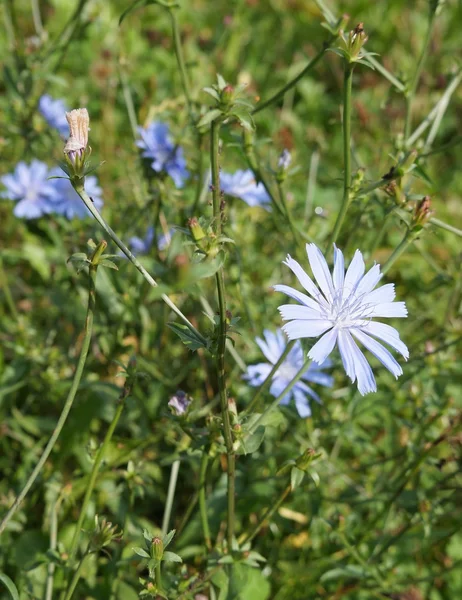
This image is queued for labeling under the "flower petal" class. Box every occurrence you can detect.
[293,387,312,417]
[343,331,377,395]
[282,255,329,308]
[360,321,409,359]
[343,249,365,300]
[278,304,324,321]
[333,245,345,292]
[256,330,283,363]
[362,283,396,305]
[308,328,338,364]
[354,264,382,298]
[367,302,408,318]
[273,284,323,312]
[282,319,333,340]
[338,330,356,383]
[306,243,335,302]
[351,329,403,378]
[243,363,273,386]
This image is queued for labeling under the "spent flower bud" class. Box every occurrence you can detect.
[412,196,433,230]
[89,515,122,551]
[64,108,91,179]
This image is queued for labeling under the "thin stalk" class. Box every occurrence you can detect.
[155,562,163,593]
[239,484,291,545]
[168,6,192,117]
[243,340,296,416]
[248,357,311,435]
[327,63,354,250]
[63,551,90,600]
[304,149,320,224]
[210,119,235,548]
[403,11,437,140]
[429,217,462,238]
[74,185,207,346]
[0,242,104,537]
[30,0,43,37]
[162,459,180,536]
[277,180,301,248]
[68,396,126,562]
[199,452,212,551]
[0,257,18,320]
[364,55,405,92]
[381,229,417,276]
[45,495,61,600]
[252,42,332,115]
[119,65,139,139]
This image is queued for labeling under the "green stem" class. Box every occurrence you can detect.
[381,229,418,275]
[429,217,462,238]
[119,65,139,139]
[68,395,126,562]
[0,257,19,320]
[238,484,291,545]
[162,459,180,536]
[63,550,90,600]
[45,495,61,600]
[252,41,332,115]
[210,119,235,548]
[277,180,301,248]
[243,340,296,416]
[168,6,193,117]
[30,0,43,37]
[403,12,437,140]
[327,63,354,250]
[155,561,163,593]
[199,452,212,551]
[0,242,103,537]
[248,357,311,435]
[74,185,207,346]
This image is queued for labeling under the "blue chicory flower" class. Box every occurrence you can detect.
[47,169,103,219]
[0,160,56,219]
[244,329,333,417]
[220,169,271,209]
[136,122,188,188]
[127,227,173,255]
[38,95,69,137]
[275,243,409,395]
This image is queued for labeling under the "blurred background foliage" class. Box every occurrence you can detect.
[0,0,461,599]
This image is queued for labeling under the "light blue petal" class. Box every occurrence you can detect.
[337,330,356,383]
[343,331,377,395]
[273,284,323,312]
[363,283,395,305]
[343,249,365,300]
[368,302,408,318]
[278,304,324,321]
[360,321,409,360]
[306,243,334,302]
[293,388,312,417]
[333,244,345,291]
[308,328,338,364]
[282,255,328,307]
[354,264,382,298]
[351,329,403,378]
[282,319,333,340]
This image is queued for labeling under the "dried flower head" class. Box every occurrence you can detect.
[64,108,90,166]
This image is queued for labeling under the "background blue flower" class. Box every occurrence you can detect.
[128,226,173,255]
[47,171,103,219]
[136,122,188,188]
[220,169,271,209]
[1,160,56,219]
[39,95,69,137]
[244,329,333,417]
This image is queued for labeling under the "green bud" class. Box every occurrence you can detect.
[295,448,320,471]
[151,536,163,560]
[188,217,207,251]
[220,84,235,107]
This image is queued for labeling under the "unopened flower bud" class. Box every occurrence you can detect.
[168,390,191,416]
[228,397,237,416]
[151,536,163,560]
[221,84,235,106]
[295,448,318,471]
[188,217,207,250]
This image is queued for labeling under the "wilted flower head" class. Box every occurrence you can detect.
[39,95,69,137]
[220,169,271,209]
[47,169,103,219]
[64,108,90,168]
[244,329,333,417]
[89,515,122,551]
[412,196,433,230]
[275,244,409,395]
[168,390,191,416]
[136,122,188,188]
[0,160,55,219]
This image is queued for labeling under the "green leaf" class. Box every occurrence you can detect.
[231,108,255,131]
[99,259,119,270]
[132,547,150,559]
[228,564,271,600]
[0,574,19,600]
[188,252,225,282]
[216,73,227,91]
[290,466,305,491]
[320,565,367,582]
[162,529,176,548]
[67,253,89,263]
[236,426,265,455]
[162,551,182,563]
[167,323,206,352]
[203,87,220,101]
[197,109,222,129]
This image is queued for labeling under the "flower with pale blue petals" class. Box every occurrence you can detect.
[136,122,188,188]
[244,329,333,417]
[47,170,103,219]
[39,95,69,137]
[127,227,172,255]
[275,244,409,396]
[1,160,56,219]
[220,170,271,209]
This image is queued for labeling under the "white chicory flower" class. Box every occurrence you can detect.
[275,244,409,395]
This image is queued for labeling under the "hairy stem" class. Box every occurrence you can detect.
[210,119,235,547]
[0,242,104,537]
